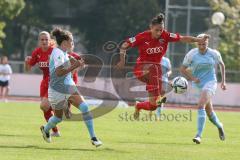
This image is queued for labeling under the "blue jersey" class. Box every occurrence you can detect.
[161,57,171,82]
[49,48,75,93]
[182,48,223,88]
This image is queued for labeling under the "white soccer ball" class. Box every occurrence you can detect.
[172,76,188,94]
[211,12,225,25]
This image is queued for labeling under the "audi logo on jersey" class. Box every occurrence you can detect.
[39,62,49,67]
[146,47,164,54]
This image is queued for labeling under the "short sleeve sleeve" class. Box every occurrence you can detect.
[213,50,223,64]
[125,33,145,48]
[166,32,181,42]
[7,65,12,74]
[52,49,65,68]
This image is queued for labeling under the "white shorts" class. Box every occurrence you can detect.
[48,87,72,110]
[193,80,217,97]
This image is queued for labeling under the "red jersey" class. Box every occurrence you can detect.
[126,30,180,63]
[68,52,81,84]
[28,47,53,79]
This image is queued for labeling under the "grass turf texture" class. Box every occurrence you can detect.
[0,102,239,160]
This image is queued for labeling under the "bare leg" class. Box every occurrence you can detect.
[0,86,3,99]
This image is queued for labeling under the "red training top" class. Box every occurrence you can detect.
[126,30,181,64]
[27,47,53,79]
[68,52,81,84]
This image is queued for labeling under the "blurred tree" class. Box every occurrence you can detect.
[0,0,25,48]
[72,0,164,63]
[2,0,165,63]
[209,0,240,70]
[2,0,53,60]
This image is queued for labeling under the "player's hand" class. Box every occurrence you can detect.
[116,60,125,69]
[221,82,227,90]
[24,56,32,71]
[198,34,210,43]
[69,55,77,65]
[191,77,200,83]
[25,56,32,62]
[75,59,85,68]
[78,59,85,69]
[69,55,84,67]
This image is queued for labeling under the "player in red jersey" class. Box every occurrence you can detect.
[117,13,209,119]
[25,31,60,136]
[68,43,82,85]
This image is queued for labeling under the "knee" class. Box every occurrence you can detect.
[79,102,89,113]
[205,106,213,117]
[40,101,50,111]
[198,100,207,109]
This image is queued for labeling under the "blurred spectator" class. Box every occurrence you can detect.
[0,56,12,102]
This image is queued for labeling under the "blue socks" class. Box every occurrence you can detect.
[156,104,163,118]
[79,102,96,138]
[44,116,62,133]
[43,102,96,139]
[197,108,206,137]
[209,112,222,128]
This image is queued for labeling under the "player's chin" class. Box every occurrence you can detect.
[42,44,49,48]
[199,46,206,50]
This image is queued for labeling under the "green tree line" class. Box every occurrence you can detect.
[0,0,239,74]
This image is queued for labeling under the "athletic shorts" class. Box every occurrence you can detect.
[134,61,162,96]
[0,80,9,87]
[40,77,49,98]
[193,80,217,97]
[48,85,78,110]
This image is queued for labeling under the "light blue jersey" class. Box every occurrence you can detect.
[182,48,223,88]
[49,48,75,94]
[161,57,171,83]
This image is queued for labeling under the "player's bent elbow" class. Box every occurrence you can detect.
[220,62,225,68]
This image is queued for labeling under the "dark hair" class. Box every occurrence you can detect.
[151,13,165,25]
[51,28,72,46]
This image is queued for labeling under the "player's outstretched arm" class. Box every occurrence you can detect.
[180,34,210,43]
[116,42,130,69]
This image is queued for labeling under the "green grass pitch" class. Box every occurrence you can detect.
[0,102,239,160]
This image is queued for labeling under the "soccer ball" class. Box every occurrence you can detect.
[211,12,225,25]
[172,76,188,94]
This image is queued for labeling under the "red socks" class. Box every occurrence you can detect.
[43,108,53,121]
[43,108,59,133]
[136,101,157,111]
